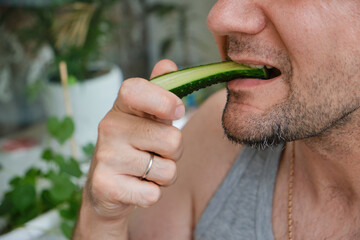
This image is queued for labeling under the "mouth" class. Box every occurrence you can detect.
[242,64,282,80]
[226,61,283,89]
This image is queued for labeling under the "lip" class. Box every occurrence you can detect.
[226,56,282,88]
[227,74,281,89]
[227,55,280,71]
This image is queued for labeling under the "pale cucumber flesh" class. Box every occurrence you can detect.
[150,61,268,98]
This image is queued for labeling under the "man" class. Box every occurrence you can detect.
[73,0,360,239]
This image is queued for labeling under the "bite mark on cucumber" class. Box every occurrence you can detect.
[150,61,269,98]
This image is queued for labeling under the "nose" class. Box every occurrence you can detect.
[207,0,267,36]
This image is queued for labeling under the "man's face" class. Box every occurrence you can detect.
[207,0,360,148]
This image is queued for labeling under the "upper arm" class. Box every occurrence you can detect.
[128,89,242,239]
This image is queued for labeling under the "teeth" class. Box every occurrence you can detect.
[243,64,275,69]
[244,64,264,69]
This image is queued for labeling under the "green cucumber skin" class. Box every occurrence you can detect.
[150,61,268,98]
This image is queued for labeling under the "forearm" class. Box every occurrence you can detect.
[72,194,129,240]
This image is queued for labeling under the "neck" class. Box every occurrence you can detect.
[295,108,360,203]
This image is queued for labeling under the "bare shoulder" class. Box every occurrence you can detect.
[128,89,243,239]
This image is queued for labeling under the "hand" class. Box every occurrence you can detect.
[84,59,185,220]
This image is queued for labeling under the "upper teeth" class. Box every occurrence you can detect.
[246,64,264,69]
[244,64,274,69]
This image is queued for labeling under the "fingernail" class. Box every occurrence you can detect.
[174,105,185,119]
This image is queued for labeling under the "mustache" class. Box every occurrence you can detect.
[226,36,271,59]
[225,35,293,82]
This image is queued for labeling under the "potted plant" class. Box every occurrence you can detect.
[0,2,119,238]
[17,0,123,152]
[0,116,94,239]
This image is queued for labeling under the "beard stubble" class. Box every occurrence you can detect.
[222,36,360,149]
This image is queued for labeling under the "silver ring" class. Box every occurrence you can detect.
[142,153,154,179]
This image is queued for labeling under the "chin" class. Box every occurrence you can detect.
[222,114,286,150]
[221,98,291,150]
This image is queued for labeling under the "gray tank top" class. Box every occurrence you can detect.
[194,144,284,240]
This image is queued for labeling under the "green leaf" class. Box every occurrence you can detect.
[47,116,75,144]
[41,189,58,209]
[59,204,78,220]
[68,75,78,86]
[52,154,82,177]
[0,195,13,216]
[13,205,40,227]
[82,143,95,158]
[25,168,42,181]
[11,184,36,212]
[9,176,21,187]
[48,173,76,203]
[53,154,66,167]
[60,221,74,239]
[59,194,82,220]
[60,207,74,220]
[42,148,54,162]
[60,158,82,178]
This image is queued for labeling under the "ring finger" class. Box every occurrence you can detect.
[121,150,178,186]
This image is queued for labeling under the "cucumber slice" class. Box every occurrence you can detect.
[150,61,269,98]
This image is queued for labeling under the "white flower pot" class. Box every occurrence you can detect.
[0,210,64,240]
[42,63,123,154]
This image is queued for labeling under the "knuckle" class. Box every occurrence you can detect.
[94,147,112,163]
[97,116,115,137]
[164,127,183,153]
[164,161,177,181]
[157,160,177,184]
[90,171,109,199]
[119,78,145,97]
[119,79,132,97]
[91,172,129,205]
[118,79,136,105]
[98,113,128,140]
[97,118,107,135]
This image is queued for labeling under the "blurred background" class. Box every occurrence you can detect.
[0,0,221,239]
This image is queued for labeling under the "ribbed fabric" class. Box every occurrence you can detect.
[194,144,284,240]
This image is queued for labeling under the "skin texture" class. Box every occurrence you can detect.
[216,2,360,148]
[208,0,360,239]
[73,0,360,239]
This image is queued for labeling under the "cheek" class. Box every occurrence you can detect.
[282,2,359,61]
[272,1,360,91]
[278,9,333,70]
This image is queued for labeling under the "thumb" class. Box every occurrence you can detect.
[150,59,178,79]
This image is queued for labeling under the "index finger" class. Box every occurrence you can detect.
[114,62,185,121]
